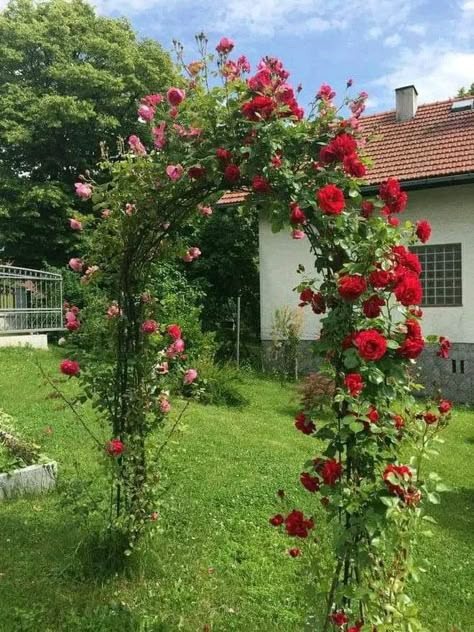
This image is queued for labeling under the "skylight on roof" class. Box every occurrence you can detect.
[451,98,474,112]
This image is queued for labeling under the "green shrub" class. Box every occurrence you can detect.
[195,358,249,408]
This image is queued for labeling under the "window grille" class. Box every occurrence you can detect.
[410,243,462,307]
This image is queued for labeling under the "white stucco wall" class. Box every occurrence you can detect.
[259,182,474,343]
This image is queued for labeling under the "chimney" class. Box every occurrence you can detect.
[395,85,418,121]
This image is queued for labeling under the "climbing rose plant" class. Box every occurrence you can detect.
[61,34,451,628]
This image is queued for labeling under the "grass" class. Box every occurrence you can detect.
[0,347,472,631]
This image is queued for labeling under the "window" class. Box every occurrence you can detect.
[410,243,462,307]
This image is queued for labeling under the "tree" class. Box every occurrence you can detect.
[457,83,474,97]
[0,0,177,267]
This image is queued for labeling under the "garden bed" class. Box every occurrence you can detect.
[0,413,57,501]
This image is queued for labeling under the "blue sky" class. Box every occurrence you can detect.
[62,0,474,111]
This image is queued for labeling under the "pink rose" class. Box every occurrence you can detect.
[128,135,147,155]
[183,253,193,263]
[106,303,121,319]
[160,400,171,414]
[69,218,82,230]
[75,182,92,200]
[184,368,198,385]
[291,229,305,240]
[125,203,136,216]
[69,258,83,273]
[102,209,111,218]
[198,204,213,217]
[173,338,185,352]
[166,164,184,181]
[138,104,155,122]
[166,87,186,107]
[152,122,166,149]
[216,37,234,54]
[142,320,158,334]
[59,359,80,376]
[188,247,201,259]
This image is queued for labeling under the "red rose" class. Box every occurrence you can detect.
[379,177,400,201]
[389,192,407,214]
[423,412,438,425]
[398,335,424,359]
[142,320,158,334]
[437,336,451,359]
[242,95,276,121]
[269,513,284,526]
[320,459,343,486]
[392,246,422,275]
[253,175,272,193]
[224,164,240,183]
[343,153,366,177]
[167,324,182,339]
[342,332,356,350]
[416,220,431,243]
[369,269,392,289]
[344,373,364,397]
[216,148,232,162]
[300,471,320,492]
[290,202,307,224]
[383,463,412,497]
[299,288,314,305]
[320,133,357,163]
[106,438,125,457]
[367,405,379,424]
[317,184,345,215]
[355,329,388,361]
[294,413,315,435]
[331,611,349,627]
[363,295,385,318]
[393,414,405,429]
[311,292,326,314]
[338,275,367,301]
[361,200,375,218]
[284,510,314,538]
[388,216,400,226]
[59,359,80,376]
[439,399,452,414]
[188,165,206,180]
[288,548,301,558]
[394,274,423,306]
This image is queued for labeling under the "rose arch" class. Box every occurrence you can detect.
[59,35,451,631]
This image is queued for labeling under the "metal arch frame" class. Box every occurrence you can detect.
[0,265,64,334]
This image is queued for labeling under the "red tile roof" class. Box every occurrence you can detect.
[217,96,474,205]
[361,97,474,185]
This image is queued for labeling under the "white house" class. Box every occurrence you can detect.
[221,87,474,401]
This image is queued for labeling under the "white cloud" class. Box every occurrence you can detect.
[373,44,474,103]
[91,0,418,40]
[462,0,474,11]
[384,33,402,47]
[406,23,427,35]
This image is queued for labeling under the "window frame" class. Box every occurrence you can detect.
[410,242,462,308]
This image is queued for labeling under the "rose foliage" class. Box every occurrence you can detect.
[62,34,450,629]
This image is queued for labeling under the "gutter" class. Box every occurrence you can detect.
[362,172,474,194]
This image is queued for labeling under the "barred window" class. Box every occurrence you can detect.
[411,243,462,307]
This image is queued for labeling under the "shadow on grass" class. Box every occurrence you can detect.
[431,487,474,538]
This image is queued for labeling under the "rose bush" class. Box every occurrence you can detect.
[58,33,451,628]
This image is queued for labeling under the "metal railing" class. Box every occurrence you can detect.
[0,265,63,334]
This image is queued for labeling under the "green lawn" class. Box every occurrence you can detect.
[0,347,473,631]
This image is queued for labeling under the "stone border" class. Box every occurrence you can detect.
[0,461,57,501]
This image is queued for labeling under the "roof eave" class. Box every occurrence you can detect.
[362,171,474,194]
